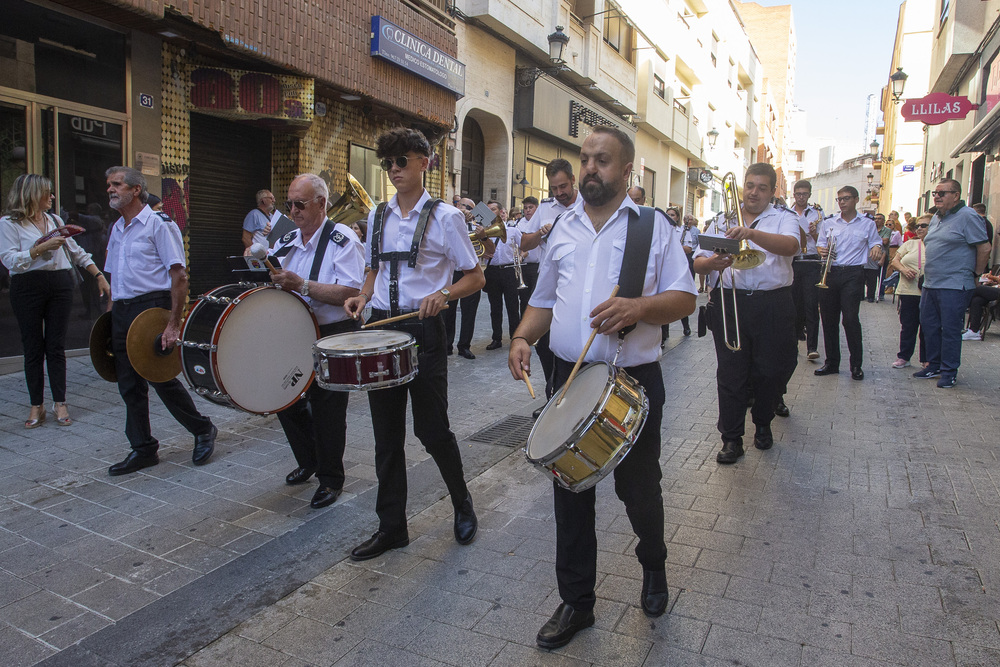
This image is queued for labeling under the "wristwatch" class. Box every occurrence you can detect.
[439,288,451,300]
[301,280,310,297]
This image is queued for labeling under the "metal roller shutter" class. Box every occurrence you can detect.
[188,113,271,296]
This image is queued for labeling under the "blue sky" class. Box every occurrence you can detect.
[749,0,903,153]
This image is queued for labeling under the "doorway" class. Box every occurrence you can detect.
[461,117,484,202]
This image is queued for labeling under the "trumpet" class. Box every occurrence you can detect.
[817,234,836,289]
[513,243,528,289]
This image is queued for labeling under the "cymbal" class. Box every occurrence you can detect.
[126,308,182,383]
[89,311,117,382]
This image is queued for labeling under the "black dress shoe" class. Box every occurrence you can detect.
[536,603,595,649]
[753,424,773,450]
[285,467,315,485]
[310,486,342,509]
[814,364,839,376]
[716,438,744,464]
[192,425,217,466]
[454,495,478,544]
[851,366,864,381]
[683,325,692,336]
[109,450,159,476]
[641,569,669,617]
[532,406,544,419]
[350,530,409,561]
[458,348,476,360]
[774,398,789,418]
[485,340,502,350]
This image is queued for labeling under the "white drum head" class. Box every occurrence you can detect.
[527,363,611,459]
[315,329,412,352]
[214,288,317,413]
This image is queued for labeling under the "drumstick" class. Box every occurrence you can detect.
[360,305,450,329]
[557,285,620,406]
[248,243,277,273]
[522,370,536,399]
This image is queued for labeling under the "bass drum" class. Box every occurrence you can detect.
[181,284,319,414]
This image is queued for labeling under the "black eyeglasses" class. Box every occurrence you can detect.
[461,203,474,211]
[931,190,958,197]
[284,195,321,211]
[380,156,409,171]
[916,223,929,228]
[836,196,856,202]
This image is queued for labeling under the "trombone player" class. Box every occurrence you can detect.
[693,163,800,465]
[814,187,883,381]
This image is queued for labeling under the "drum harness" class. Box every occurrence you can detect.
[272,219,343,285]
[370,198,441,318]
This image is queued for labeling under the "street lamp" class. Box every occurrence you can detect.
[516,26,571,87]
[871,140,879,157]
[890,67,908,103]
[867,172,874,186]
[707,128,719,148]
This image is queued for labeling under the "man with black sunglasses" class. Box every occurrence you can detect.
[815,186,882,381]
[268,174,365,508]
[344,127,485,561]
[914,179,990,388]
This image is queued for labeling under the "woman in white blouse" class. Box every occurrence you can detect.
[0,174,110,428]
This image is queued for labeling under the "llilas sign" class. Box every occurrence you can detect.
[901,92,977,125]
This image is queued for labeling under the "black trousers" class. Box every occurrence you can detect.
[484,264,521,342]
[518,262,539,316]
[442,270,480,350]
[517,262,555,397]
[968,284,1000,332]
[791,260,821,351]
[709,286,797,440]
[276,319,355,488]
[818,265,865,369]
[9,270,75,405]
[863,267,880,300]
[366,311,469,535]
[551,357,666,612]
[897,294,925,363]
[111,293,213,454]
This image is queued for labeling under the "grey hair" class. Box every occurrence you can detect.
[293,174,329,204]
[105,166,149,204]
[255,189,273,206]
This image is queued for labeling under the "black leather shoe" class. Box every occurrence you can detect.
[310,486,342,509]
[485,340,502,350]
[458,348,476,359]
[285,467,315,485]
[109,451,158,476]
[774,398,789,418]
[192,425,217,465]
[641,569,669,617]
[753,424,773,450]
[716,438,744,464]
[532,406,544,419]
[536,603,595,649]
[851,366,864,381]
[350,530,410,561]
[454,495,478,544]
[814,364,839,376]
[683,325,692,336]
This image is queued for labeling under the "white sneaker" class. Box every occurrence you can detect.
[892,358,911,368]
[962,329,982,341]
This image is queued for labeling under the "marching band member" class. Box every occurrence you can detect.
[693,164,800,465]
[443,197,486,359]
[789,179,823,360]
[268,173,365,508]
[815,187,883,381]
[509,127,696,649]
[103,167,217,475]
[344,127,484,561]
[515,196,540,316]
[483,200,523,350]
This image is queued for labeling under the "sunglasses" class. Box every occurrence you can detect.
[284,195,321,211]
[916,223,929,228]
[380,156,410,171]
[931,190,958,197]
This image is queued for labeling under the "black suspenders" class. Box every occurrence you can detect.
[371,198,441,317]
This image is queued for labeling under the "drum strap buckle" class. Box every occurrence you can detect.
[612,335,625,367]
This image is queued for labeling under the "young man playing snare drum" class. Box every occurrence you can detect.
[343,127,485,561]
[508,127,696,649]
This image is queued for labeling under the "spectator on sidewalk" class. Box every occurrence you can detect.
[963,267,1000,341]
[913,179,991,388]
[889,214,928,368]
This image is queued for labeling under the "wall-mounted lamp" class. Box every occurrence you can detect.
[890,67,908,103]
[867,172,874,186]
[707,128,720,148]
[516,26,571,87]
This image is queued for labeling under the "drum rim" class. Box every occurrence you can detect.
[312,330,416,356]
[525,361,617,464]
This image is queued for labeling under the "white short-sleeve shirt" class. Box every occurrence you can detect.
[105,205,186,300]
[817,213,882,267]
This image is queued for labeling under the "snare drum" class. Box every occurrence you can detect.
[313,330,418,391]
[180,284,319,414]
[525,362,648,492]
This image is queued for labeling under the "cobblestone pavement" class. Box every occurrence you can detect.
[2,296,1000,666]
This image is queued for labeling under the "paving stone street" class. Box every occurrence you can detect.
[2,296,1000,667]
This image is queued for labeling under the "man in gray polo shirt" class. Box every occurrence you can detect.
[913,178,991,388]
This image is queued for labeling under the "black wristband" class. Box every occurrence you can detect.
[511,336,531,345]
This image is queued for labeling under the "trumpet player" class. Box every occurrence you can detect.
[790,180,823,360]
[815,187,883,381]
[483,200,523,350]
[693,163,800,465]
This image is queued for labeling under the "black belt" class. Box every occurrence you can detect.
[829,264,865,272]
[795,254,821,261]
[370,307,414,321]
[714,286,791,298]
[487,263,516,269]
[116,290,171,305]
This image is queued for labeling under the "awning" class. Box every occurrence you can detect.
[951,102,1000,157]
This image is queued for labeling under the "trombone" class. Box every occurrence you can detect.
[716,173,766,351]
[817,235,836,289]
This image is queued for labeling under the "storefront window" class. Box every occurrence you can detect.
[524,160,550,204]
